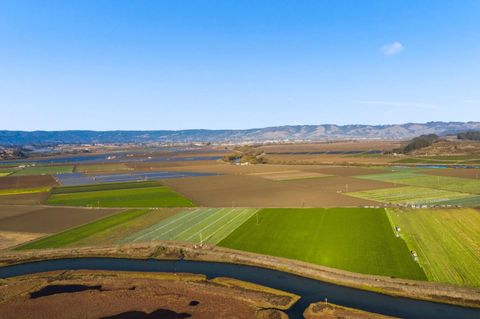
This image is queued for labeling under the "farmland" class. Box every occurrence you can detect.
[12,165,73,176]
[163,174,382,207]
[0,175,58,190]
[55,171,217,186]
[393,155,480,165]
[0,192,50,205]
[0,207,122,234]
[0,186,51,196]
[0,168,13,177]
[248,170,331,181]
[17,209,149,250]
[219,208,426,280]
[356,171,480,194]
[122,208,258,245]
[69,208,184,246]
[387,208,480,287]
[0,205,122,249]
[47,181,195,208]
[0,142,479,292]
[346,186,475,205]
[423,168,480,180]
[75,163,132,173]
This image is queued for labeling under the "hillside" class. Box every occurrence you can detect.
[1,122,480,145]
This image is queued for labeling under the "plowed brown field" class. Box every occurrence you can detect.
[163,174,381,207]
[0,207,122,233]
[0,175,58,190]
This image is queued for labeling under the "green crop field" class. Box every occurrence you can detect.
[122,208,259,245]
[48,182,194,207]
[387,208,480,287]
[16,209,149,250]
[346,186,475,205]
[356,171,480,194]
[12,165,74,176]
[219,208,426,280]
[394,155,480,164]
[437,195,480,207]
[0,186,52,196]
[0,167,15,176]
[70,208,183,246]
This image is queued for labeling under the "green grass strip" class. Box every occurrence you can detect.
[12,165,73,176]
[16,209,149,250]
[48,185,194,208]
[0,186,51,196]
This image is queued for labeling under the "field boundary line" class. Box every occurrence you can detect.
[129,208,202,242]
[154,208,216,239]
[183,208,241,242]
[204,209,258,244]
[174,208,229,241]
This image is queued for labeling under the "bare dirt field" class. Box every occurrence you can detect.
[146,161,375,176]
[0,192,50,205]
[248,170,331,181]
[284,175,400,193]
[0,270,296,319]
[126,160,218,172]
[163,174,379,207]
[0,207,122,233]
[422,168,480,180]
[0,231,46,250]
[0,205,43,219]
[0,175,59,190]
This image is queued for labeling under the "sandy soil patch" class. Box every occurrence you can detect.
[0,270,295,319]
[0,207,122,233]
[0,231,47,250]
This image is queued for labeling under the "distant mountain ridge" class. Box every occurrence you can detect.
[1,122,480,145]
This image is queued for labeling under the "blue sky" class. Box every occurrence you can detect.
[1,0,479,130]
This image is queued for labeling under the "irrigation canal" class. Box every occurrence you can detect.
[0,258,479,318]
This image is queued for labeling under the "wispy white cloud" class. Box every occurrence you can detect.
[380,42,405,56]
[353,100,438,110]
